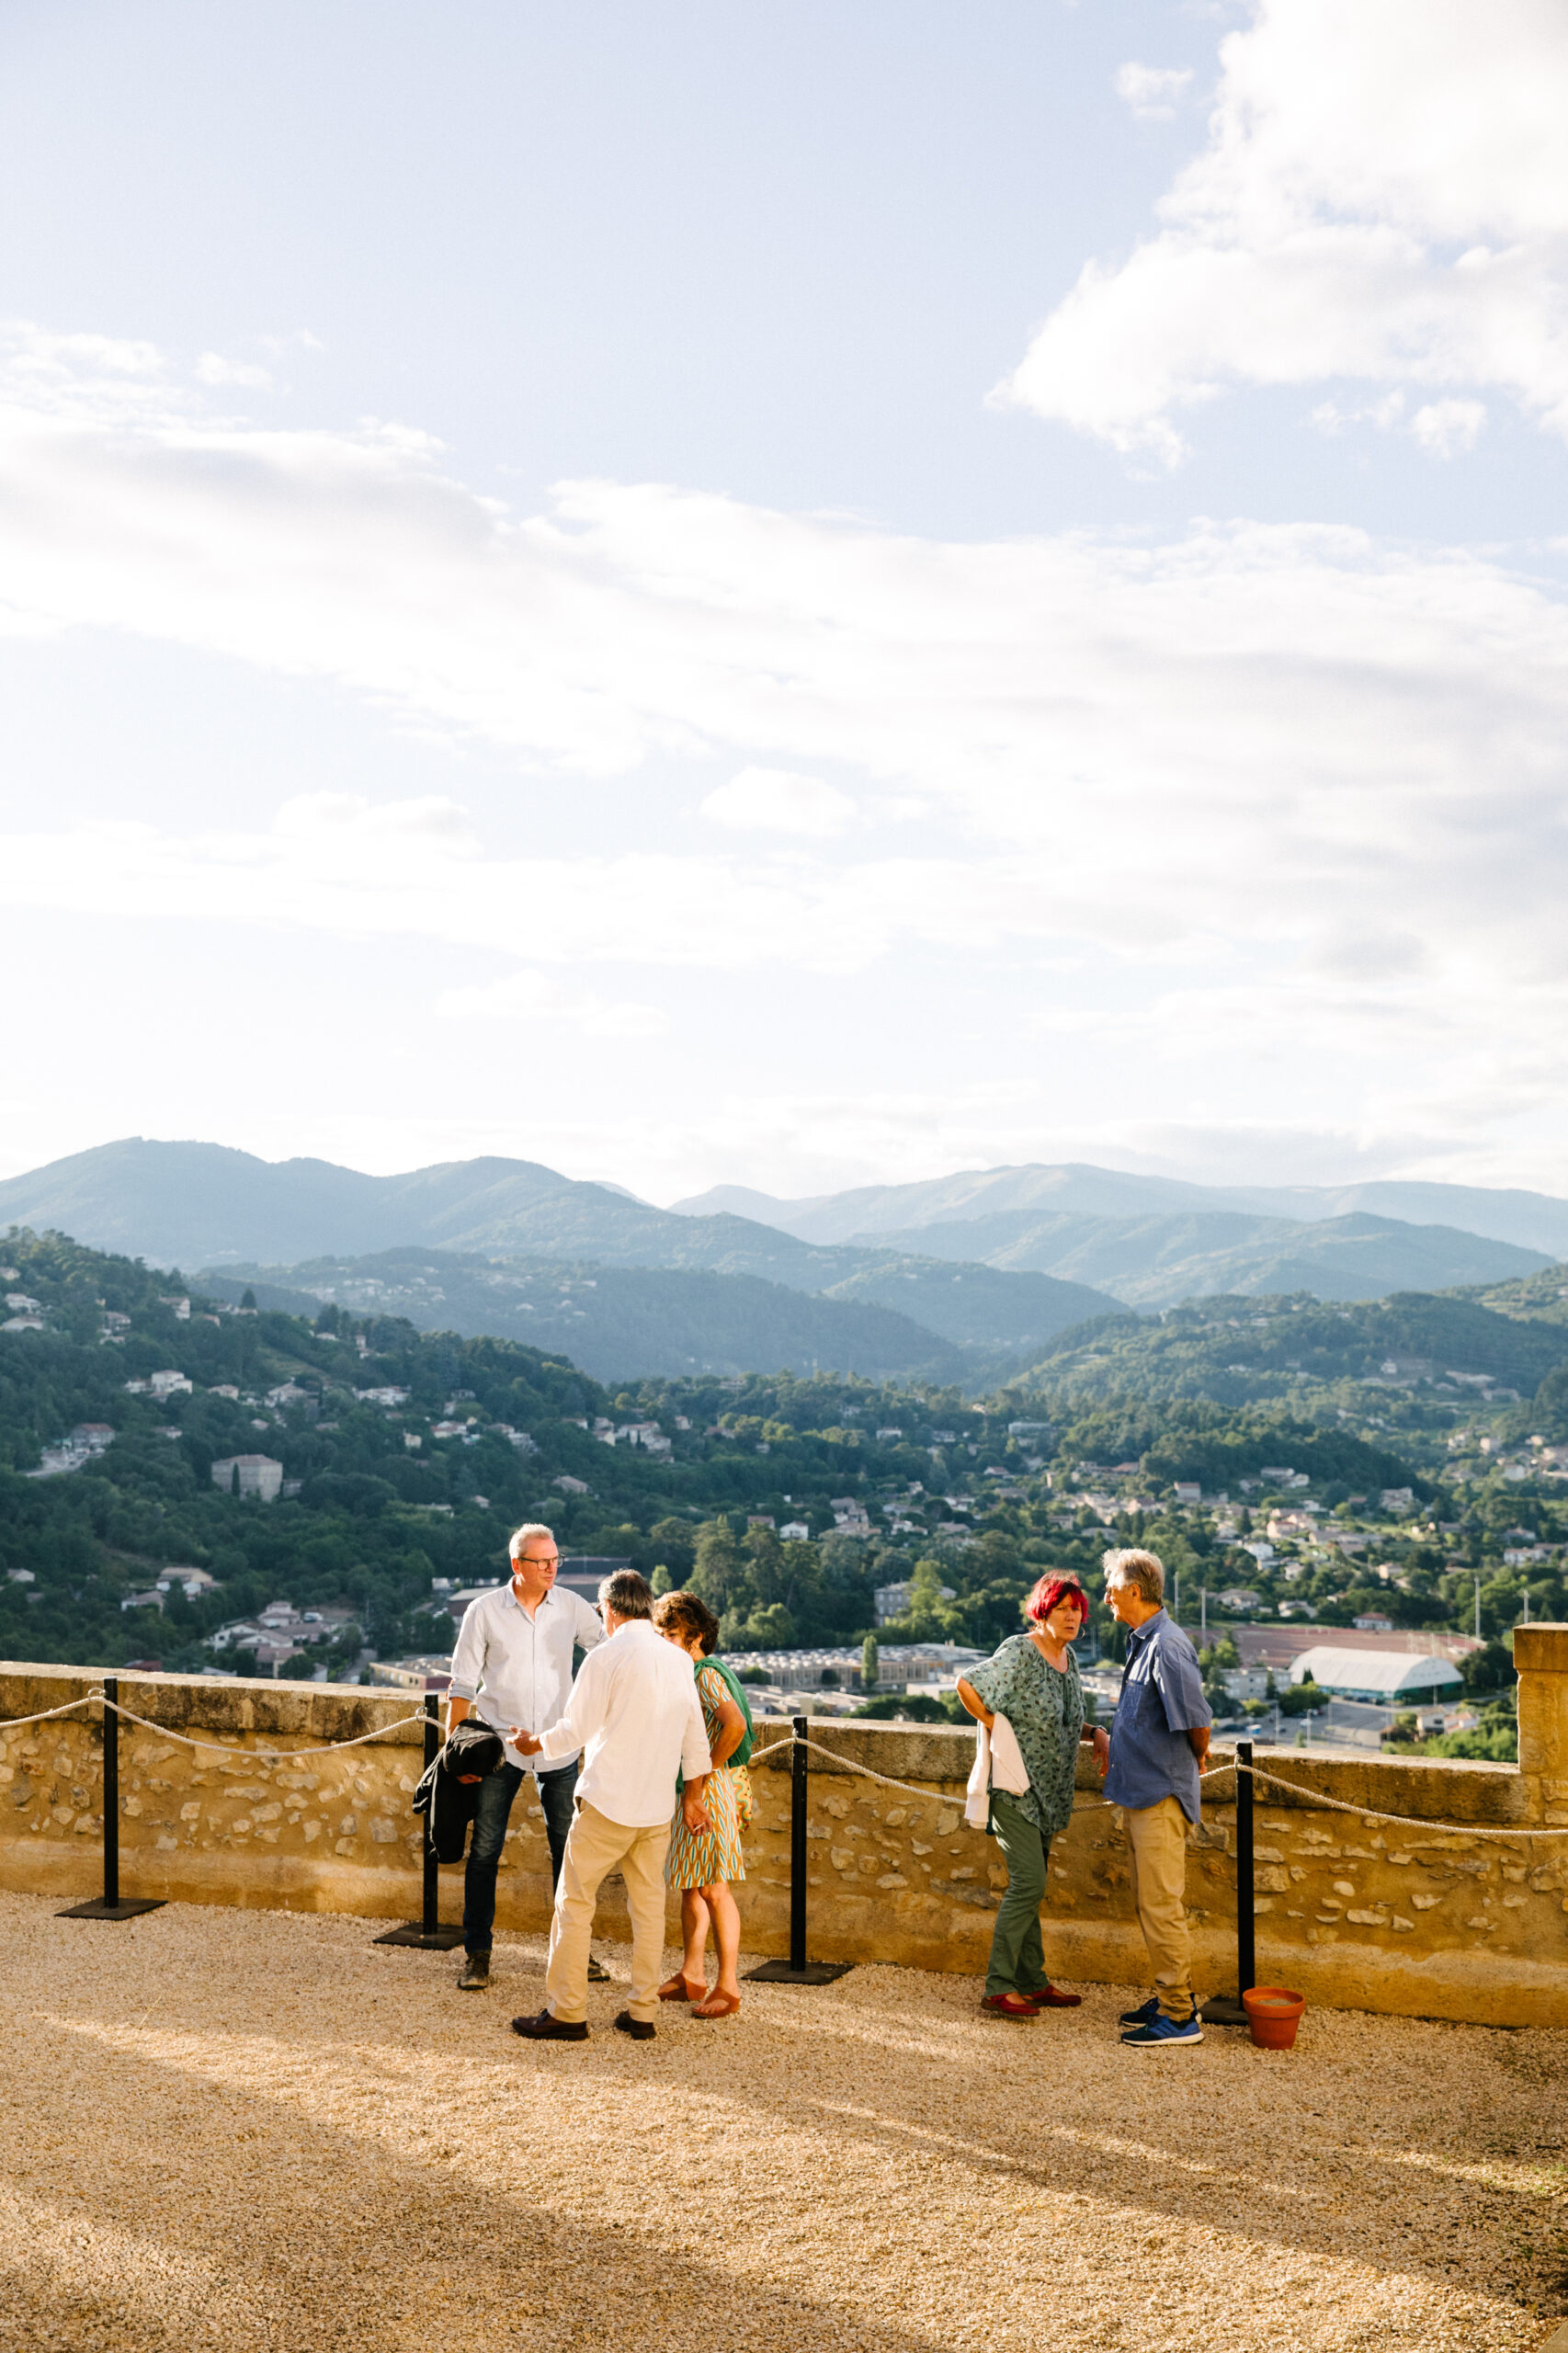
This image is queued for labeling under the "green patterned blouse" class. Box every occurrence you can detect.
[965,1632,1084,1836]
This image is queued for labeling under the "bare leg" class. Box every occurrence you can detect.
[701,1879,741,2000]
[681,1888,712,1989]
[659,1889,711,1998]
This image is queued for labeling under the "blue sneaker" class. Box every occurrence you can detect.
[1119,1995,1161,2027]
[1120,2012,1203,2049]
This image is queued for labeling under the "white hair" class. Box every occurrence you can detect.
[1102,1546,1165,1604]
[508,1521,556,1560]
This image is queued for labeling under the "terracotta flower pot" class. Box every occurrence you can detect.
[1243,1986,1306,2050]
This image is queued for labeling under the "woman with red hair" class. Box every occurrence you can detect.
[956,1574,1108,2020]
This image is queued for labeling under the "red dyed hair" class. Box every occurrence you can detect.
[1026,1574,1088,1630]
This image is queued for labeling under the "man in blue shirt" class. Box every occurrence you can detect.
[1099,1547,1212,2049]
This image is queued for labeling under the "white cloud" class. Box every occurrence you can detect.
[1002,0,1568,460]
[436,968,668,1038]
[699,766,857,836]
[1114,63,1193,122]
[195,353,274,391]
[5,322,1568,1172]
[1409,398,1488,460]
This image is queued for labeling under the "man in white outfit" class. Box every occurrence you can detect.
[510,1568,711,2043]
[445,1521,608,1991]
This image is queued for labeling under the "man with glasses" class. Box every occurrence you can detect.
[1098,1546,1211,2049]
[446,1522,608,1991]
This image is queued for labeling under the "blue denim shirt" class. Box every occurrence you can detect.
[1104,1608,1211,1824]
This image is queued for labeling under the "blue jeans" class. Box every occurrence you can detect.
[463,1757,579,1955]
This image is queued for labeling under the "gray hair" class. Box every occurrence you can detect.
[600,1568,653,1620]
[1102,1546,1165,1605]
[509,1521,556,1560]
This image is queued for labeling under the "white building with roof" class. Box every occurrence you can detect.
[210,1453,284,1502]
[1288,1646,1463,1707]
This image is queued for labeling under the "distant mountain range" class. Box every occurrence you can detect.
[676,1162,1568,1258]
[0,1141,1115,1385]
[0,1139,1560,1383]
[197,1242,1135,1384]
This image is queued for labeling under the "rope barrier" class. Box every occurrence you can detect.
[1242,1759,1567,1841]
[750,1735,1568,1840]
[0,1693,103,1733]
[0,1686,432,1759]
[7,1696,1562,1837]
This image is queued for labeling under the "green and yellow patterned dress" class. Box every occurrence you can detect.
[665,1659,751,1890]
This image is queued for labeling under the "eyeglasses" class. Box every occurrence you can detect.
[516,1554,560,1569]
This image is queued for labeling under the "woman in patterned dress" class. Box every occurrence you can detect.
[956,1574,1108,2021]
[652,1590,752,2020]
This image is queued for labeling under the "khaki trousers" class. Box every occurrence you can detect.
[545,1800,672,2024]
[1124,1795,1196,2021]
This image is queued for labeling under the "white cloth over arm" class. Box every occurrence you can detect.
[965,1712,1030,1828]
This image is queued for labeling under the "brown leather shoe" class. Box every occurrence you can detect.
[510,2009,588,2042]
[1022,1984,1083,2008]
[981,1992,1038,2021]
[613,2010,655,2040]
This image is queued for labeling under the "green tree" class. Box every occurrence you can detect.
[689,1519,746,1615]
[861,1632,880,1693]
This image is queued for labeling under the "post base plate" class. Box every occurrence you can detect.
[57,1899,166,1922]
[1199,1994,1251,2027]
[743,1959,855,1985]
[373,1923,467,1949]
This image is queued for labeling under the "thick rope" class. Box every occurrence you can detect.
[99,1692,431,1758]
[0,1687,430,1759]
[9,1700,1564,1838]
[753,1736,1568,1841]
[0,1693,103,1733]
[1243,1759,1565,1841]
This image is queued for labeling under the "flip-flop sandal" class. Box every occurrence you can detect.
[693,1992,742,2020]
[658,1976,704,2002]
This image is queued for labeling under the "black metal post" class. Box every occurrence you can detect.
[790,1712,808,1969]
[744,1714,853,1986]
[1200,1736,1256,2025]
[375,1688,464,1949]
[59,1675,165,1920]
[103,1674,119,1908]
[1236,1735,1256,1996]
[421,1694,439,1937]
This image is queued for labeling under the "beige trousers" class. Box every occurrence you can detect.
[1124,1795,1196,2020]
[545,1800,672,2024]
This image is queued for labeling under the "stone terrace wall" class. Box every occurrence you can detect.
[3,1635,1566,2025]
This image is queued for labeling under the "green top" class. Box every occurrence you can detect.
[965,1632,1084,1836]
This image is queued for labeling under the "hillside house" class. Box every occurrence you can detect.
[210,1454,284,1502]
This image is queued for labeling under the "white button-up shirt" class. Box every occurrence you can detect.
[537,1620,711,1828]
[449,1580,607,1773]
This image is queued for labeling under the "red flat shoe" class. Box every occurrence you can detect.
[658,1975,705,2003]
[980,1993,1038,2022]
[693,1991,741,2020]
[1022,1984,1082,2008]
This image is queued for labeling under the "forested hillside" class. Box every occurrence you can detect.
[2,1229,1562,1705]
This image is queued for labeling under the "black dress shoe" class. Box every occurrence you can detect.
[510,2008,588,2041]
[613,2009,655,2041]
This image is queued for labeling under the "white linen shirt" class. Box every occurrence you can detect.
[448,1581,607,1774]
[536,1620,711,1828]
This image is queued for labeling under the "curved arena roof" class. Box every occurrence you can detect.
[1287,1646,1464,1697]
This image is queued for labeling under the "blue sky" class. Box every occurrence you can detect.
[3,0,1567,1204]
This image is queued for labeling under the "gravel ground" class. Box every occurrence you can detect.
[0,1891,1564,2353]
